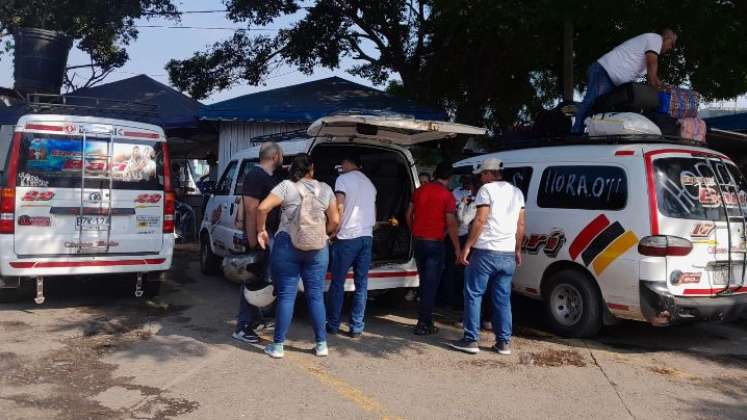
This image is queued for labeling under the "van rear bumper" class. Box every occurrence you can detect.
[640,280,747,325]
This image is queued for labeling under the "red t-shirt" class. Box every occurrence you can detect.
[411,181,457,240]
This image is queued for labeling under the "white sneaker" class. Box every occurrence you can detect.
[264,343,284,359]
[315,341,329,357]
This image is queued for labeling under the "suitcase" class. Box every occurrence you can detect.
[678,117,707,142]
[532,107,571,138]
[591,83,660,114]
[658,87,701,119]
[644,112,679,136]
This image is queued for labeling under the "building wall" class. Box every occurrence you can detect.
[218,121,307,172]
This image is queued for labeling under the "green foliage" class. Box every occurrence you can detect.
[168,0,747,130]
[0,0,177,80]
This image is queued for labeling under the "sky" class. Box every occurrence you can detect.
[0,0,377,104]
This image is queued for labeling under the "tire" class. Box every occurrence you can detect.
[200,236,220,276]
[543,269,603,338]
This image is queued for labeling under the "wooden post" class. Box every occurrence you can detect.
[563,19,574,102]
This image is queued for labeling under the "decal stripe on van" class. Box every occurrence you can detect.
[581,222,625,266]
[591,231,639,275]
[569,214,610,260]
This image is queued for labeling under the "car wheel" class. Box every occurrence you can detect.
[200,237,220,276]
[543,269,602,338]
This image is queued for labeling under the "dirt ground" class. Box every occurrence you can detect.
[1,245,747,419]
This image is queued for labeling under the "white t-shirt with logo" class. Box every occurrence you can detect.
[473,181,525,252]
[335,170,377,240]
[597,33,663,86]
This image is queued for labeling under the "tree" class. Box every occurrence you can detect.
[167,0,747,131]
[0,0,178,91]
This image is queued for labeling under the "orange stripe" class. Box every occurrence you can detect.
[591,231,638,275]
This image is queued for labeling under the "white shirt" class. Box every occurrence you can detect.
[473,181,525,252]
[335,170,377,240]
[597,33,663,86]
[457,194,476,237]
[453,187,470,204]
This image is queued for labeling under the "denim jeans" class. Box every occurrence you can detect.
[463,248,516,344]
[414,239,445,324]
[327,236,373,334]
[571,62,615,134]
[271,232,328,344]
[439,235,468,308]
[235,237,273,332]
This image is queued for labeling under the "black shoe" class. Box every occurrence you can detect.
[493,341,511,355]
[449,338,479,354]
[414,322,439,336]
[326,325,339,336]
[348,330,362,339]
[232,326,259,344]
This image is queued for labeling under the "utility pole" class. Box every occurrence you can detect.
[563,19,574,103]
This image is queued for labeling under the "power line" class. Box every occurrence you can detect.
[144,9,228,15]
[134,25,279,31]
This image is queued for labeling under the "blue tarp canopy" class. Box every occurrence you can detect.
[0,75,203,129]
[705,112,747,132]
[201,76,447,122]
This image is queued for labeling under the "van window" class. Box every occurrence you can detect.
[16,133,164,190]
[234,159,258,195]
[538,165,627,210]
[502,167,533,198]
[653,157,747,220]
[214,160,238,195]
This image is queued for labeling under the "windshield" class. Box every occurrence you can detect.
[653,156,747,221]
[17,133,164,190]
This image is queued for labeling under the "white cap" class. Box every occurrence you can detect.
[473,158,503,174]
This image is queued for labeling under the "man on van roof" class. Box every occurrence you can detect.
[407,161,461,335]
[232,141,284,344]
[572,29,678,134]
[450,158,525,355]
[326,154,377,339]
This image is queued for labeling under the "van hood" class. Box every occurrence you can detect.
[307,115,487,146]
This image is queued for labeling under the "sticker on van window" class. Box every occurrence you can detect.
[18,172,49,187]
[538,166,627,210]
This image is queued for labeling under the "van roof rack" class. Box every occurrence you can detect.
[21,93,159,122]
[493,134,706,151]
[249,129,310,145]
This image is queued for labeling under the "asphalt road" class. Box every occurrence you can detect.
[1,245,747,420]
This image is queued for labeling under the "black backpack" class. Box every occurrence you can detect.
[591,83,660,114]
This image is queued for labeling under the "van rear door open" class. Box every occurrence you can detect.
[307,115,488,145]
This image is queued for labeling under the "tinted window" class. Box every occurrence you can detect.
[502,167,533,198]
[234,159,258,195]
[654,157,747,220]
[538,166,627,210]
[16,133,164,190]
[215,161,238,195]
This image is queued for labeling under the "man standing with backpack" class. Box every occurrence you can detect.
[326,155,377,338]
[231,142,283,344]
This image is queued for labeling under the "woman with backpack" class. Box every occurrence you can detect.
[256,155,340,358]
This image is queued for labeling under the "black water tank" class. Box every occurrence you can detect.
[13,28,73,95]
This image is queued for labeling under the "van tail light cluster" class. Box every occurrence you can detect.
[162,143,174,234]
[0,133,22,234]
[638,235,693,257]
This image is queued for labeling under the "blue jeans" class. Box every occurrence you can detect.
[327,236,373,334]
[571,62,615,134]
[271,232,328,344]
[414,239,445,324]
[463,249,516,344]
[235,237,273,332]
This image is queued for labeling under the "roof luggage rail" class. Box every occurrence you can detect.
[493,134,707,151]
[249,129,310,145]
[20,93,159,122]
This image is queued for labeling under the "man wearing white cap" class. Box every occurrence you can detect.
[450,158,525,355]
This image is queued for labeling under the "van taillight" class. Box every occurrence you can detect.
[0,188,15,234]
[163,192,175,233]
[638,235,692,257]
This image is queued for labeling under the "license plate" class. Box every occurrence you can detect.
[75,216,109,231]
[710,265,745,285]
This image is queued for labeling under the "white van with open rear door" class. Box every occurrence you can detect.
[0,114,174,303]
[200,114,487,295]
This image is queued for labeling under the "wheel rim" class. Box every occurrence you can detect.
[549,283,584,327]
